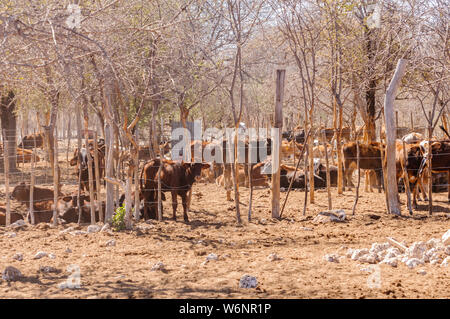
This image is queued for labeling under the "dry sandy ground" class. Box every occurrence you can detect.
[0,180,449,299]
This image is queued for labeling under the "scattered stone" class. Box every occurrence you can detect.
[441,256,450,267]
[70,230,88,236]
[426,238,441,249]
[445,246,450,256]
[299,227,314,231]
[359,253,378,264]
[369,242,390,255]
[258,218,267,225]
[405,258,424,269]
[5,232,16,238]
[324,254,340,263]
[60,227,76,234]
[351,249,369,261]
[267,253,282,262]
[150,262,165,271]
[239,275,258,288]
[49,253,56,259]
[39,266,60,274]
[33,251,48,260]
[8,220,26,230]
[65,248,72,253]
[380,257,398,267]
[417,269,427,275]
[87,225,101,233]
[206,253,218,261]
[442,230,450,246]
[2,266,22,282]
[12,253,23,262]
[346,248,355,258]
[105,239,116,247]
[405,242,427,260]
[100,224,111,232]
[313,210,346,224]
[247,240,254,245]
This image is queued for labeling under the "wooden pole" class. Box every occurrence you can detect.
[271,69,285,219]
[352,140,360,215]
[410,112,414,131]
[428,112,433,215]
[383,59,407,216]
[134,127,140,221]
[157,145,163,221]
[53,126,59,226]
[303,141,309,216]
[3,130,11,226]
[93,132,102,222]
[29,129,36,225]
[322,131,332,210]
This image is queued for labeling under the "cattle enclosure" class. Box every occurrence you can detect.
[0,0,449,300]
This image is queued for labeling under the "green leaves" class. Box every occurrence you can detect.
[112,203,126,231]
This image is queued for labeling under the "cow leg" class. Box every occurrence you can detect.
[171,191,178,220]
[448,170,450,203]
[244,164,249,188]
[419,175,428,201]
[180,192,189,223]
[224,164,232,201]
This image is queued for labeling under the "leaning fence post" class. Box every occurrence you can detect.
[3,130,11,226]
[157,145,163,222]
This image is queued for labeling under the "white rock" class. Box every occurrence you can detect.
[299,227,314,231]
[346,248,355,258]
[441,256,450,267]
[351,249,369,261]
[426,238,441,249]
[405,242,427,260]
[65,248,72,253]
[384,247,402,259]
[70,230,88,236]
[442,230,450,246]
[405,258,424,269]
[8,220,26,229]
[49,253,56,259]
[2,266,22,281]
[12,253,23,261]
[324,254,340,263]
[33,251,48,259]
[60,227,75,234]
[445,246,450,256]
[5,232,16,238]
[39,266,59,273]
[151,262,165,271]
[359,253,378,264]
[239,275,258,288]
[105,239,116,247]
[206,253,218,261]
[430,259,440,265]
[100,224,111,232]
[87,225,101,233]
[247,240,254,244]
[267,253,282,261]
[380,257,398,267]
[417,269,427,275]
[369,242,390,254]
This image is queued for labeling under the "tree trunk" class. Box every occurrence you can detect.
[0,91,17,173]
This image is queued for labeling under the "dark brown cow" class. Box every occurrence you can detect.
[140,158,209,222]
[18,133,44,149]
[314,162,341,187]
[418,141,450,204]
[10,183,60,207]
[0,208,24,225]
[321,127,351,143]
[343,142,384,191]
[69,146,104,192]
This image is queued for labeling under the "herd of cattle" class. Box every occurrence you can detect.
[1,125,450,225]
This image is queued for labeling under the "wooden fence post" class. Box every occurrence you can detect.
[53,126,59,226]
[322,131,332,210]
[428,112,433,215]
[383,59,407,216]
[352,140,360,215]
[271,69,285,219]
[93,132,102,222]
[29,129,36,225]
[3,130,11,226]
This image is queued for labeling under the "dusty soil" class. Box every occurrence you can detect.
[0,179,449,299]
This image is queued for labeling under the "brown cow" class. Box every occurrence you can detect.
[140,158,209,222]
[10,183,60,207]
[343,142,384,192]
[69,146,104,192]
[0,207,24,225]
[16,148,40,163]
[18,133,44,149]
